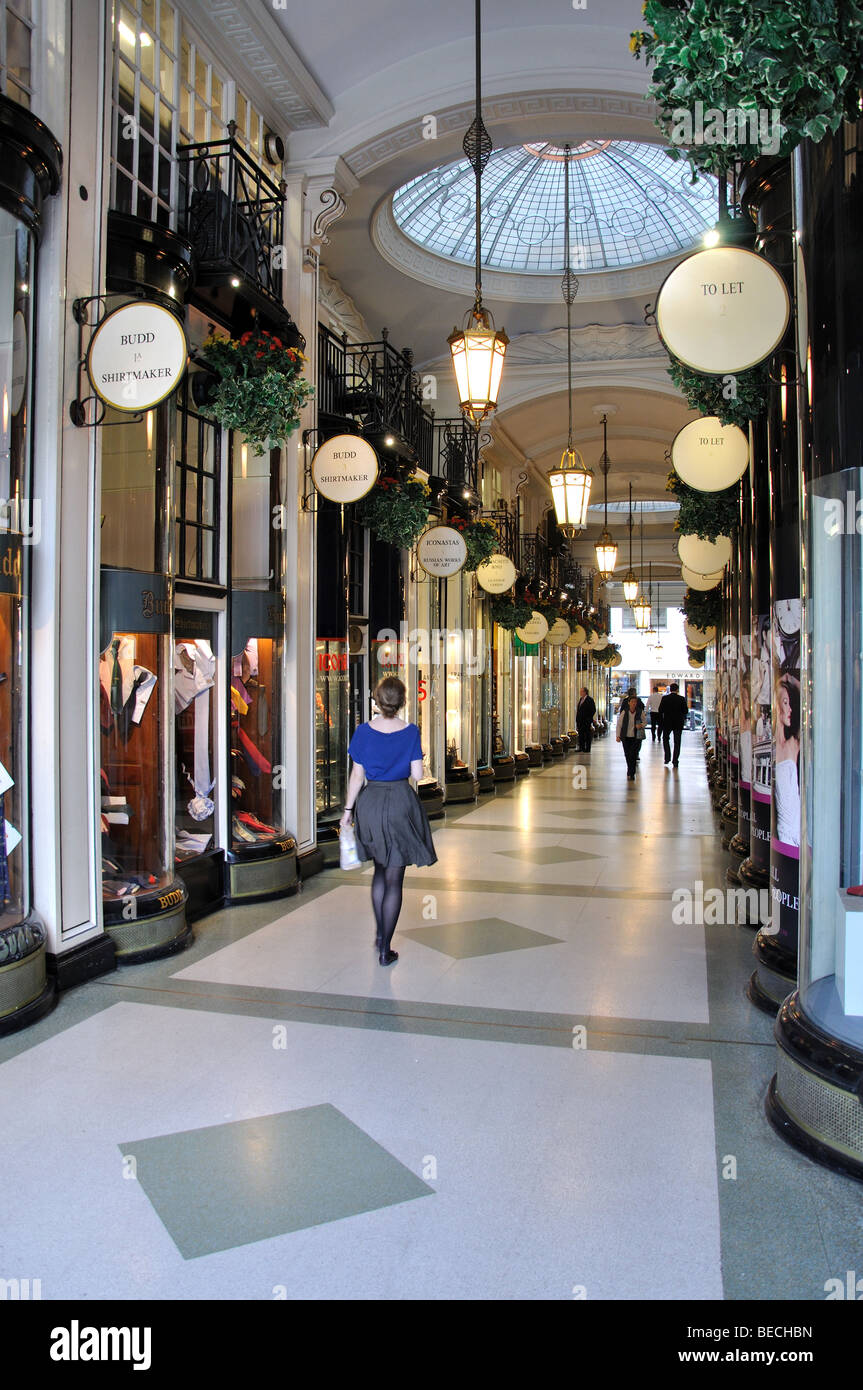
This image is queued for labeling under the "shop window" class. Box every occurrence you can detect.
[0,0,33,108]
[234,87,264,160]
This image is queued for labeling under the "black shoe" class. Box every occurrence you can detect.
[664,758,670,765]
[378,950,398,966]
[672,761,679,767]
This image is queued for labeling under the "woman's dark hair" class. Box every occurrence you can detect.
[779,675,801,739]
[374,675,406,716]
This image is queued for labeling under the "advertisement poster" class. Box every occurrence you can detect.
[770,597,801,941]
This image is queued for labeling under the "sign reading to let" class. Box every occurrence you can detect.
[86,301,188,411]
[311,435,379,503]
[656,246,790,374]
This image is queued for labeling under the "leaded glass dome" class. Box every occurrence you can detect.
[391,141,717,274]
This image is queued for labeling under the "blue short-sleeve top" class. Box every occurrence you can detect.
[348,722,424,781]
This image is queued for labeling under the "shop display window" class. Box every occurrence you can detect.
[799,467,863,1047]
[515,644,540,750]
[495,625,512,754]
[316,639,350,815]
[174,610,218,861]
[0,207,32,929]
[443,571,475,774]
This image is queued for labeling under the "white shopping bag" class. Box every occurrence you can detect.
[339,823,362,871]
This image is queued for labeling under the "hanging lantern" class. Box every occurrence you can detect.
[593,413,617,577]
[447,0,507,427]
[448,311,509,427]
[633,596,651,630]
[549,447,593,536]
[622,570,639,603]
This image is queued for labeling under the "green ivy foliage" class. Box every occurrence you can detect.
[489,594,535,630]
[667,466,738,540]
[667,356,771,429]
[447,517,499,571]
[198,330,313,455]
[631,0,863,176]
[355,476,431,549]
[681,585,722,629]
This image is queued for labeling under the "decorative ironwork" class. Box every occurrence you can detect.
[433,417,479,495]
[177,123,286,310]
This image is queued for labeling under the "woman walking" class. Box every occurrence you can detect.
[340,676,437,965]
[616,691,646,780]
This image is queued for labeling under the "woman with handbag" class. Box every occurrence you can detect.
[616,692,647,780]
[340,675,437,966]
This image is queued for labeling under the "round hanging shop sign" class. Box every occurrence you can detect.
[545,618,571,646]
[311,434,378,503]
[593,635,609,650]
[515,611,549,645]
[86,301,188,411]
[678,532,732,574]
[671,417,749,493]
[684,620,716,649]
[681,562,724,592]
[609,652,622,667]
[416,525,467,578]
[656,247,790,374]
[476,553,518,594]
[565,624,587,648]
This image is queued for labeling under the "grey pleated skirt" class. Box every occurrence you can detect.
[353,779,438,868]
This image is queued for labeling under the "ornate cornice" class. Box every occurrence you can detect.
[346,90,658,178]
[372,196,683,306]
[181,0,333,132]
[318,266,370,343]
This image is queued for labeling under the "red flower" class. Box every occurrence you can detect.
[255,350,264,358]
[240,332,253,345]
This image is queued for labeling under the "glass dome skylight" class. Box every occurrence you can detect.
[392,141,718,274]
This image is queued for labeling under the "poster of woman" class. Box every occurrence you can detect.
[772,599,801,853]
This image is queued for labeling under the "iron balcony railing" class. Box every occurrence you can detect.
[432,417,479,495]
[177,123,285,309]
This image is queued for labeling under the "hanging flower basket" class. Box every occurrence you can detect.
[489,594,534,630]
[667,356,771,430]
[355,474,431,549]
[681,585,722,631]
[447,516,499,572]
[198,329,313,455]
[667,466,738,541]
[630,0,863,178]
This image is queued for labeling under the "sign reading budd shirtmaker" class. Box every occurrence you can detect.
[656,246,790,374]
[416,525,467,578]
[86,301,188,411]
[311,435,378,504]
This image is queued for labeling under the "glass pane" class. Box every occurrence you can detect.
[231,632,284,842]
[136,185,153,220]
[194,52,207,101]
[193,98,207,143]
[141,0,156,37]
[159,53,174,101]
[100,415,159,572]
[139,31,155,84]
[6,12,31,87]
[139,82,155,139]
[118,5,137,54]
[184,468,198,521]
[180,35,190,86]
[211,74,223,123]
[179,84,190,139]
[236,91,247,137]
[114,169,133,215]
[137,136,154,192]
[201,475,214,527]
[159,0,175,52]
[158,99,173,152]
[5,81,29,108]
[157,149,171,203]
[118,55,136,106]
[201,529,213,579]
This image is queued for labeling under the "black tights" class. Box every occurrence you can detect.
[371,862,406,951]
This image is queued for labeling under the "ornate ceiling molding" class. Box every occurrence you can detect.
[371,196,683,306]
[181,0,333,132]
[345,90,659,178]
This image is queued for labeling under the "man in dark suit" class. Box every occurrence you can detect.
[575,686,596,752]
[658,682,689,767]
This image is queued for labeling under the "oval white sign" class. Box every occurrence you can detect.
[678,532,732,573]
[87,300,188,411]
[416,525,467,577]
[476,553,517,593]
[672,416,749,493]
[656,246,790,374]
[565,623,587,648]
[515,611,549,644]
[681,563,724,591]
[684,620,716,649]
[312,434,379,503]
[609,652,623,667]
[545,618,571,646]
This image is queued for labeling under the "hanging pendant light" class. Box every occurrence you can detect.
[594,412,618,578]
[652,577,664,655]
[622,481,638,603]
[633,504,651,630]
[548,143,592,536]
[448,0,508,428]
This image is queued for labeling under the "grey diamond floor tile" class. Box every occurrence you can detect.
[495,845,602,864]
[402,916,563,959]
[121,1104,433,1259]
